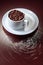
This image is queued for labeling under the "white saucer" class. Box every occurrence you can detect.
[2,8,39,35]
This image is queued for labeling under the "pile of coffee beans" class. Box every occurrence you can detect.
[8,10,24,21]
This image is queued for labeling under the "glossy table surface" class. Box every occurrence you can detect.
[0,0,43,65]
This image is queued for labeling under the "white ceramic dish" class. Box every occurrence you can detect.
[2,8,39,35]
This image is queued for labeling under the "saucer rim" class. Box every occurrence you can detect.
[2,8,39,35]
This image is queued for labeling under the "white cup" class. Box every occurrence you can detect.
[7,10,29,31]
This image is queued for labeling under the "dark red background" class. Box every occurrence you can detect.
[0,0,43,65]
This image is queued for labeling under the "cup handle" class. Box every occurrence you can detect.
[24,20,29,31]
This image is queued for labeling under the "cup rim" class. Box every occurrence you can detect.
[8,9,25,23]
